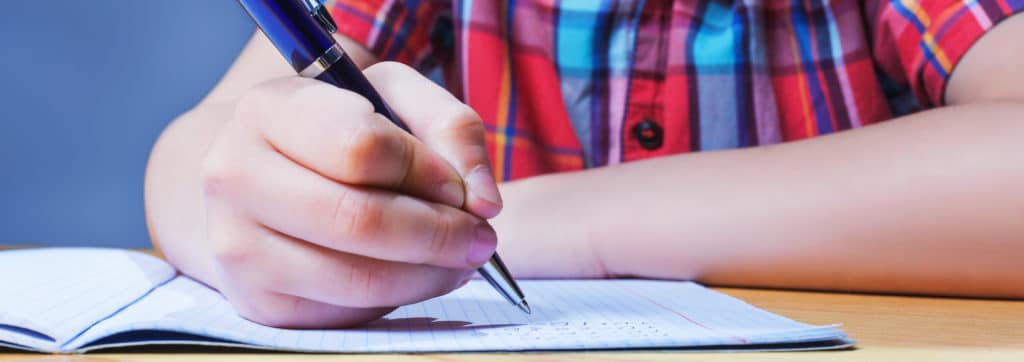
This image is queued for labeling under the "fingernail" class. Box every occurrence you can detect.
[466,165,503,208]
[467,224,498,266]
[437,179,465,207]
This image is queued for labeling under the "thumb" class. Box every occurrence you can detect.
[363,62,502,218]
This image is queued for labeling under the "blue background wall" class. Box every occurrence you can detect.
[0,2,253,247]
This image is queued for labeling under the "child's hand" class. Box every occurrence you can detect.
[198,62,502,328]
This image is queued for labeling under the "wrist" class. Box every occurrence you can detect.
[490,170,611,279]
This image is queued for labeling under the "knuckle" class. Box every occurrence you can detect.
[211,228,286,289]
[200,150,242,201]
[330,189,383,246]
[210,238,260,273]
[336,122,406,184]
[342,261,395,307]
[337,123,385,181]
[425,212,454,264]
[392,130,415,189]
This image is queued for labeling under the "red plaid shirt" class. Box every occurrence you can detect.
[327,0,1023,181]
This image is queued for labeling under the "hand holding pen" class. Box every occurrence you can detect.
[187,0,527,328]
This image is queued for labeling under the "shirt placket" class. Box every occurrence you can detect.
[622,1,672,162]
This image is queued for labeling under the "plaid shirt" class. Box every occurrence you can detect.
[327,0,1024,181]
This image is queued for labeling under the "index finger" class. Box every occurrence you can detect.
[239,76,468,208]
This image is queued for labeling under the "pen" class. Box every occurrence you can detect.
[236,0,530,315]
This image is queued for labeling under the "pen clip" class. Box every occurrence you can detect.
[302,0,337,34]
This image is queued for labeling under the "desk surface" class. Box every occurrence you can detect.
[1,247,1022,361]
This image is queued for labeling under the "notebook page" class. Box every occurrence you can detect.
[0,248,175,351]
[71,276,848,352]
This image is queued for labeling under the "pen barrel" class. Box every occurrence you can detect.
[237,0,408,130]
[237,0,334,72]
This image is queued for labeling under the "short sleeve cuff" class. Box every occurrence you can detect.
[921,5,1024,105]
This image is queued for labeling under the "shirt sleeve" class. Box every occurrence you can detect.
[325,0,451,69]
[865,0,1024,107]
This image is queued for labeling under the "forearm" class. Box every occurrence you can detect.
[498,102,1024,298]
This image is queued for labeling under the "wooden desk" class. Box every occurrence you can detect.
[2,247,1022,361]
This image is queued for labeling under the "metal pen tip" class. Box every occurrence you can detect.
[517,300,531,314]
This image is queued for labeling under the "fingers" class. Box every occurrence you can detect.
[201,204,385,329]
[206,208,472,310]
[236,77,467,208]
[364,62,503,218]
[202,135,498,269]
[206,205,471,329]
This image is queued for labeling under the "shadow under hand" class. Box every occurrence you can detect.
[360,317,517,332]
[355,296,559,332]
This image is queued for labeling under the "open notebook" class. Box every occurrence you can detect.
[0,248,852,353]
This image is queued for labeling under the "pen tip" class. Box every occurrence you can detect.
[518,300,531,314]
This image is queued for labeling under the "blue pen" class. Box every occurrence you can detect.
[236,0,530,314]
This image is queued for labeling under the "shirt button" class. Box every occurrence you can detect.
[632,119,663,150]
